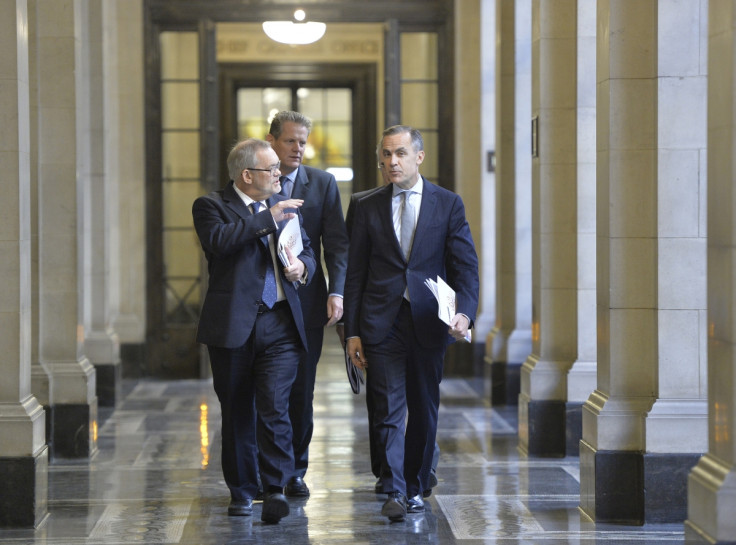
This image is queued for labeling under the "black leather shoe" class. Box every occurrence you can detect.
[284,476,310,497]
[374,477,385,494]
[381,491,407,522]
[407,494,425,513]
[423,469,438,497]
[261,492,289,523]
[227,499,253,516]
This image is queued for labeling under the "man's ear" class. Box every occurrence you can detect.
[265,133,275,145]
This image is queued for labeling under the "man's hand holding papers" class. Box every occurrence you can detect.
[424,276,472,343]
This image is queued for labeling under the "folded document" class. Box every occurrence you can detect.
[424,276,472,343]
[277,216,303,267]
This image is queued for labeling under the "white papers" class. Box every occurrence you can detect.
[277,216,303,267]
[424,276,472,343]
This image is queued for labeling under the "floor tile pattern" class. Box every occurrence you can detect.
[0,333,687,544]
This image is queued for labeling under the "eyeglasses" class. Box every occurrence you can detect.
[245,162,281,176]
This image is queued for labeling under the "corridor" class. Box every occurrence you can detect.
[0,333,686,544]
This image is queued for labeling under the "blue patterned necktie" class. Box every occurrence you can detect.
[251,202,277,308]
[280,176,294,198]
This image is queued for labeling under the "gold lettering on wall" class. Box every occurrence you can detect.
[216,23,383,63]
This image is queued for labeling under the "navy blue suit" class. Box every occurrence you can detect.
[287,165,349,477]
[193,181,317,501]
[343,179,479,499]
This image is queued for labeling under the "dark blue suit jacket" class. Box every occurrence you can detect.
[343,178,479,349]
[290,165,349,328]
[192,181,317,350]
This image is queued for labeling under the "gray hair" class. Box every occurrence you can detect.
[269,110,313,139]
[227,138,271,181]
[376,125,424,160]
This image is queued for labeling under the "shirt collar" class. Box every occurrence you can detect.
[392,174,424,197]
[281,166,298,183]
[233,181,262,208]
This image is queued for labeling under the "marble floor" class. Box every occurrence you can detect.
[0,334,687,544]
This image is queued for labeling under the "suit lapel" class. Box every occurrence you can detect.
[223,181,252,221]
[291,166,310,200]
[374,185,404,259]
[412,177,438,257]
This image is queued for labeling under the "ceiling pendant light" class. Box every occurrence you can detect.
[262,9,326,45]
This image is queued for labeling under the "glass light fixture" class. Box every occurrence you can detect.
[263,9,326,45]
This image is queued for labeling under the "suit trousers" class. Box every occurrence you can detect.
[208,302,303,501]
[288,325,324,476]
[364,300,445,498]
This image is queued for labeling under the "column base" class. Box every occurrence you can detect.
[566,402,583,457]
[685,521,736,545]
[0,448,49,528]
[52,402,98,459]
[121,342,145,378]
[444,339,485,377]
[520,399,566,457]
[489,361,521,405]
[94,362,122,408]
[580,440,644,524]
[686,453,736,543]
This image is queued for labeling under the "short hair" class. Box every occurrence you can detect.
[269,110,312,139]
[227,138,271,182]
[376,125,424,160]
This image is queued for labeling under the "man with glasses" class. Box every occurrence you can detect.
[266,111,349,497]
[192,138,316,523]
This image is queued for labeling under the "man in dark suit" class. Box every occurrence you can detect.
[344,125,479,522]
[343,184,440,498]
[266,111,349,497]
[192,138,317,523]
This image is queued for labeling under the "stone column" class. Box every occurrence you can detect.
[486,0,533,406]
[519,0,577,458]
[581,0,707,524]
[109,0,146,373]
[581,2,658,523]
[471,0,496,345]
[686,0,736,542]
[565,0,597,458]
[0,0,48,527]
[36,0,97,459]
[644,0,708,523]
[82,0,121,407]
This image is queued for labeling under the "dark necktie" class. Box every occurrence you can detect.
[280,176,294,198]
[251,202,277,308]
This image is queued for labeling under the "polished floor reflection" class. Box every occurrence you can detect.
[1,333,686,544]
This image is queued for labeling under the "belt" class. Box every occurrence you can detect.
[257,300,288,314]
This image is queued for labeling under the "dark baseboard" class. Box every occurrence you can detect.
[94,362,122,408]
[643,452,702,523]
[490,361,521,405]
[51,404,97,459]
[526,400,566,457]
[121,343,146,378]
[0,449,48,528]
[565,402,583,457]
